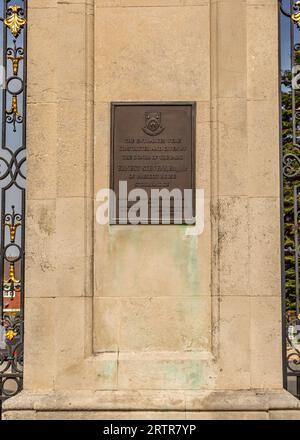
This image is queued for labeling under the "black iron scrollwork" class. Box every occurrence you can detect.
[280,0,300,400]
[283,154,300,177]
[0,0,26,418]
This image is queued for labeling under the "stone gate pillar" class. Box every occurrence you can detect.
[3,0,300,420]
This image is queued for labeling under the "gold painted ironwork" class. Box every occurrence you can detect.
[292,1,300,28]
[5,329,17,341]
[5,262,20,284]
[4,5,26,38]
[6,95,20,118]
[8,53,23,76]
[5,221,21,243]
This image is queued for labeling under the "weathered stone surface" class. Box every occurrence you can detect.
[3,0,288,420]
[3,390,300,420]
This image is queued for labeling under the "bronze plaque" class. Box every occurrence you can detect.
[110,102,196,224]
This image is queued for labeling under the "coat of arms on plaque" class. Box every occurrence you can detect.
[142,112,165,136]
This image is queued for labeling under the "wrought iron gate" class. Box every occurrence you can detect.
[0,0,26,418]
[280,0,300,398]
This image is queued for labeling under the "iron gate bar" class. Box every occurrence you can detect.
[279,0,300,399]
[279,0,288,392]
[0,0,26,419]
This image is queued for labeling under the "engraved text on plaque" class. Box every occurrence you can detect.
[110,102,196,224]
